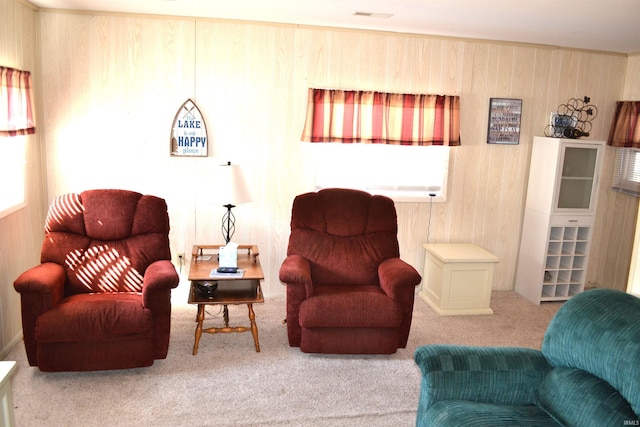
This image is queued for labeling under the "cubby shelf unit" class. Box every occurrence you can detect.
[515,137,604,304]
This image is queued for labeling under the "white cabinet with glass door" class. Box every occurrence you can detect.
[515,136,605,304]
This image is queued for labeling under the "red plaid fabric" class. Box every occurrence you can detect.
[0,66,36,137]
[301,88,460,146]
[608,101,640,147]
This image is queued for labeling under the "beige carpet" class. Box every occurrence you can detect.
[6,287,562,427]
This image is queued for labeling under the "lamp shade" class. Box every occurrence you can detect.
[212,162,253,206]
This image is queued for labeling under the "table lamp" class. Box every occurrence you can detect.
[213,161,253,244]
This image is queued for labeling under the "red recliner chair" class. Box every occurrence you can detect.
[279,188,422,354]
[14,189,179,371]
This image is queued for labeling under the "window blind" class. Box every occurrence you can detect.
[612,147,640,197]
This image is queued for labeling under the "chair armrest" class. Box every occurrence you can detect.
[142,260,179,308]
[140,260,179,359]
[378,258,421,299]
[279,254,312,284]
[14,262,66,304]
[279,255,312,285]
[415,344,551,413]
[14,262,67,365]
[279,254,313,297]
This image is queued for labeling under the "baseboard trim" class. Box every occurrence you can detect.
[0,334,23,361]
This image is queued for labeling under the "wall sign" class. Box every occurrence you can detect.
[170,98,208,157]
[487,98,522,145]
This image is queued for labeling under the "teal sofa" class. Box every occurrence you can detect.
[414,289,640,426]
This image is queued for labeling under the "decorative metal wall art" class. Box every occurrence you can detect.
[545,96,598,139]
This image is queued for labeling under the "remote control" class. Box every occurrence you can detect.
[217,267,238,274]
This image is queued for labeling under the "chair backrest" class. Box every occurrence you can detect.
[287,188,400,285]
[40,189,172,294]
[541,289,640,415]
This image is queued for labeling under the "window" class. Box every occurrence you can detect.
[0,67,36,137]
[308,143,449,203]
[0,66,35,216]
[0,135,27,216]
[301,88,459,202]
[612,147,640,197]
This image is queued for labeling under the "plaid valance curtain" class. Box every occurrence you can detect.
[0,66,36,137]
[301,88,460,146]
[608,101,640,148]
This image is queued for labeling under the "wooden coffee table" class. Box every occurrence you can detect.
[188,244,264,355]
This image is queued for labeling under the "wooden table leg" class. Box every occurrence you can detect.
[247,303,260,352]
[193,304,205,355]
[223,304,229,327]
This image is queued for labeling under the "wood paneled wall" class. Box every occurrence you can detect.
[617,54,640,294]
[623,54,640,99]
[590,54,640,292]
[35,12,635,300]
[0,0,47,357]
[1,4,637,355]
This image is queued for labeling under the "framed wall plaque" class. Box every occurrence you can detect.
[170,98,208,157]
[487,98,522,145]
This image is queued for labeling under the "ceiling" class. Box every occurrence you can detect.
[29,0,640,54]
